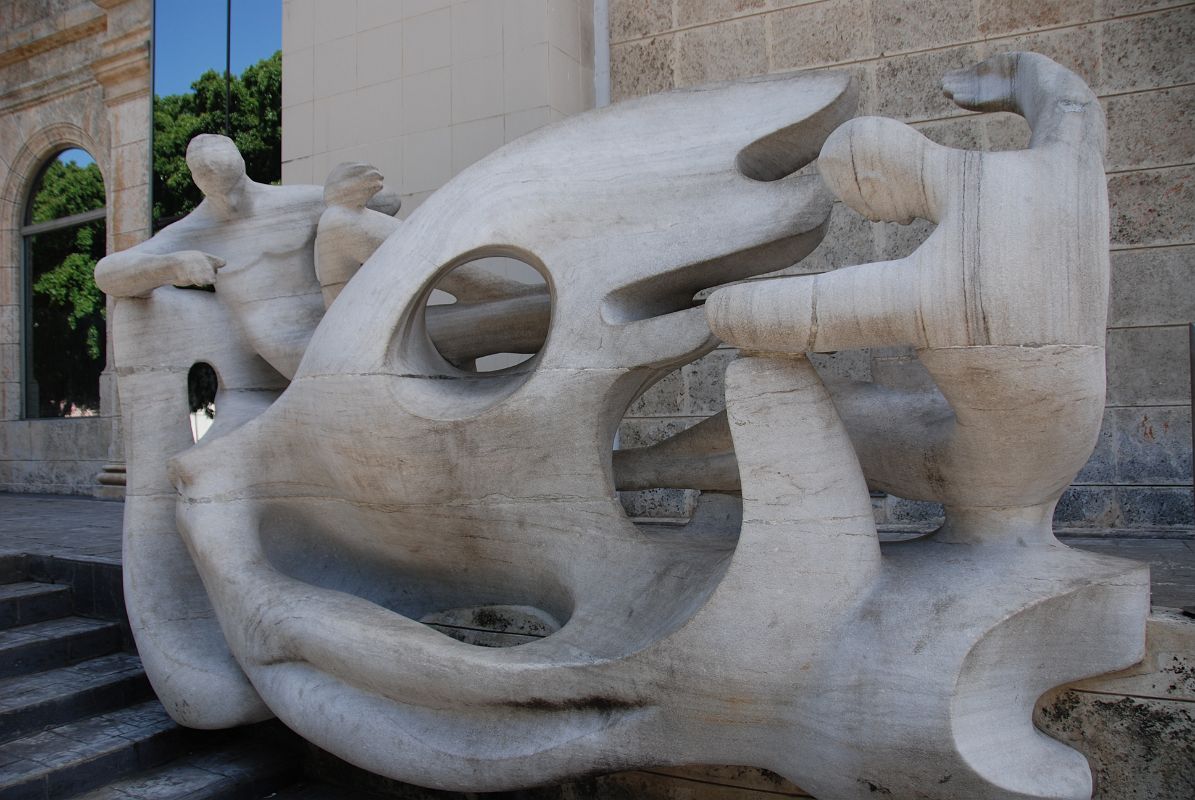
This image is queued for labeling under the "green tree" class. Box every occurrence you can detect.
[29,157,105,223]
[26,157,108,415]
[153,50,282,225]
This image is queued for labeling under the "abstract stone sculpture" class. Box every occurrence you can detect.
[101,56,1148,800]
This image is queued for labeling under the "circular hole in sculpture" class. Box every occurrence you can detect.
[187,362,217,442]
[613,360,744,542]
[419,604,562,648]
[424,256,550,373]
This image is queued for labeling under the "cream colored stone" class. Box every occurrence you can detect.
[767,0,874,71]
[281,156,313,184]
[281,45,314,107]
[356,21,404,86]
[115,69,896,789]
[402,7,452,75]
[452,54,504,123]
[675,15,767,87]
[548,44,582,115]
[323,91,360,152]
[504,42,550,111]
[355,82,402,145]
[451,0,504,61]
[402,67,452,133]
[313,36,357,99]
[283,0,315,48]
[357,0,404,31]
[401,127,452,192]
[709,53,1113,551]
[281,102,314,160]
[313,0,355,44]
[112,62,1154,799]
[547,0,582,62]
[503,0,549,51]
[504,105,551,142]
[451,115,504,173]
[609,0,673,43]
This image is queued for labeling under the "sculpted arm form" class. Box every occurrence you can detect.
[95,244,225,299]
[315,208,401,305]
[707,52,1106,353]
[707,53,1112,549]
[942,50,1106,152]
[315,163,402,306]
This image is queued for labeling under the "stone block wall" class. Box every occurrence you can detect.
[610,0,1195,530]
[281,0,595,214]
[0,0,151,495]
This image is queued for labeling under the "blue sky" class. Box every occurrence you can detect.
[153,0,281,97]
[58,148,95,167]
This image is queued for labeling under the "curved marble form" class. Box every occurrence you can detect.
[707,52,1112,547]
[104,58,1148,800]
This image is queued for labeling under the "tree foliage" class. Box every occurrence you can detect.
[28,157,105,224]
[27,160,107,362]
[26,157,108,415]
[153,50,282,225]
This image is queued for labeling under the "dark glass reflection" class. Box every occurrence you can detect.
[23,150,107,418]
[152,0,281,230]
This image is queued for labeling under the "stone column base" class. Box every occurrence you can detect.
[95,463,126,499]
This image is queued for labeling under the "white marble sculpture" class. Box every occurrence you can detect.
[102,56,1148,800]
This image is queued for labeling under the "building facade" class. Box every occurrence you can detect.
[282,0,1193,531]
[0,0,1190,530]
[0,0,151,494]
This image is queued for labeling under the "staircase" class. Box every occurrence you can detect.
[0,553,302,800]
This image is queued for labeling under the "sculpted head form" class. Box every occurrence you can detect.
[186,134,248,200]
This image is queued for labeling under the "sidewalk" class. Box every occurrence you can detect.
[0,493,123,564]
[1,492,1192,606]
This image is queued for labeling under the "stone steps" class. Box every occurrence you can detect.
[267,783,382,799]
[0,653,152,744]
[0,701,191,800]
[0,582,72,631]
[0,560,300,800]
[71,736,298,800]
[0,617,123,680]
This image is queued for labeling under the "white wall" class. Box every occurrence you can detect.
[281,0,595,213]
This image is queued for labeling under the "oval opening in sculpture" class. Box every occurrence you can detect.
[257,501,577,648]
[419,604,563,648]
[188,362,217,442]
[424,255,551,373]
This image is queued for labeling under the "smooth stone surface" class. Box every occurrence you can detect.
[101,56,1156,800]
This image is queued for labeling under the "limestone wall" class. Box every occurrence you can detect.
[281,0,595,214]
[0,0,151,494]
[610,0,1194,531]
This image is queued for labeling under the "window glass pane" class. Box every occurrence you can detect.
[152,0,281,229]
[26,149,104,225]
[229,0,281,187]
[153,0,230,228]
[25,216,107,417]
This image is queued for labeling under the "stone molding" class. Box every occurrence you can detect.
[0,5,107,70]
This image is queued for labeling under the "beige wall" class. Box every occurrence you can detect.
[605,5,1194,795]
[610,0,1195,530]
[0,0,151,494]
[281,0,595,212]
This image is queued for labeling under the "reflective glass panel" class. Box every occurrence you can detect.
[23,149,107,418]
[152,0,281,229]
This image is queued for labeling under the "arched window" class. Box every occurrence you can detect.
[21,148,107,418]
